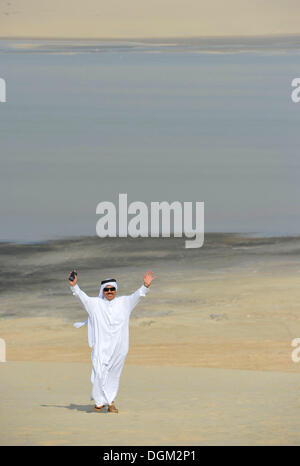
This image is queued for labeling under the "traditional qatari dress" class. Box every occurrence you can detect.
[71,279,149,407]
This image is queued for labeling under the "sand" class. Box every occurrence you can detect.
[1,234,300,445]
[1,362,300,446]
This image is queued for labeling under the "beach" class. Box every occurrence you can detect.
[1,234,300,445]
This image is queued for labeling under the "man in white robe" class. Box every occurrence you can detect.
[68,270,156,413]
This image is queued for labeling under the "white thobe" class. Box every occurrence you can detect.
[70,283,149,406]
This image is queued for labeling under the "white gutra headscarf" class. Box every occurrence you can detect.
[98,278,118,299]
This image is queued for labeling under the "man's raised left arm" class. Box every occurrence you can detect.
[126,270,157,311]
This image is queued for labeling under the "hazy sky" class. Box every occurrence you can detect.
[1,0,300,38]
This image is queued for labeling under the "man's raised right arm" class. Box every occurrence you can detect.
[68,270,90,311]
[70,283,90,309]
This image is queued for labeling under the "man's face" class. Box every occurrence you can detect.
[103,286,117,301]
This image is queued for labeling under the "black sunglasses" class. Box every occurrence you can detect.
[103,287,116,292]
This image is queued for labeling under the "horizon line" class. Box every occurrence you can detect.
[1,33,300,41]
[1,231,300,246]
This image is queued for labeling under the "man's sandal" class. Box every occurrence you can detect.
[108,402,119,413]
[94,405,105,412]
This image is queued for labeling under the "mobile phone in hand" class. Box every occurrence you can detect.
[69,270,77,281]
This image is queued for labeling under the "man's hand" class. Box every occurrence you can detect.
[68,269,77,286]
[143,270,157,288]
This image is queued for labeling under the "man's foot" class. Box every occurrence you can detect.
[108,402,119,413]
[94,405,105,412]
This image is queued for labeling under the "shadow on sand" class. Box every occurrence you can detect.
[41,403,108,413]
